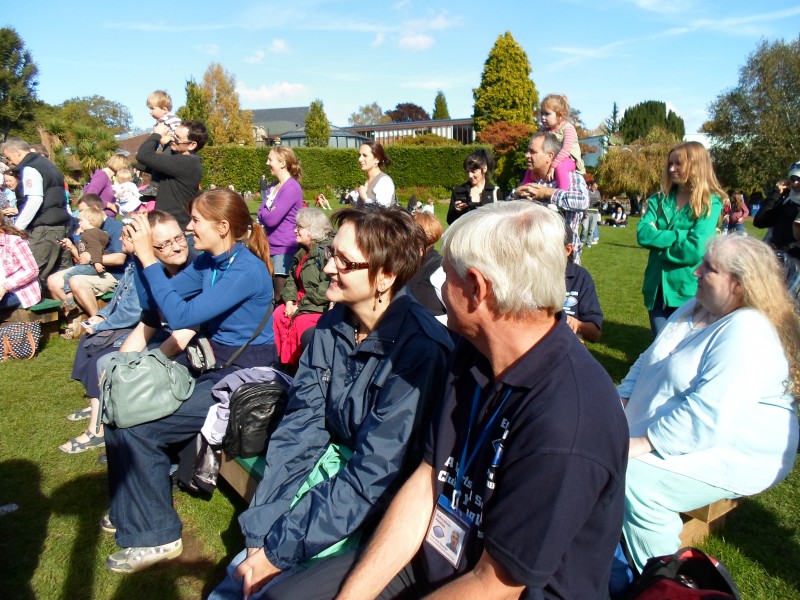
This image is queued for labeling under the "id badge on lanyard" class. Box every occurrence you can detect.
[424,385,512,568]
[425,494,471,568]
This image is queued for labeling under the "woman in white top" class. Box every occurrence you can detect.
[619,235,800,571]
[357,141,395,207]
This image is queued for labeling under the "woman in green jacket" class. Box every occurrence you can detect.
[638,141,724,336]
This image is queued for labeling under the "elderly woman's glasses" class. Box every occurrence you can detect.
[324,246,368,273]
[152,233,187,251]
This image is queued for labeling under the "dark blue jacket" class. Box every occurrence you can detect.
[16,152,70,228]
[238,288,453,569]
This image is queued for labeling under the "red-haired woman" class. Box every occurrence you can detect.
[103,188,276,574]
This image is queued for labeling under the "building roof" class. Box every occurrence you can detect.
[251,107,310,137]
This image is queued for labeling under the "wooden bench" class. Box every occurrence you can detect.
[679,498,743,546]
[219,457,742,547]
[219,454,265,502]
[0,291,117,341]
[0,298,64,340]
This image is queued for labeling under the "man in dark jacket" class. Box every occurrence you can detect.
[136,120,207,230]
[1,137,71,283]
[754,161,800,254]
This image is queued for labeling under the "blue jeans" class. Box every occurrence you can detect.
[105,378,216,548]
[62,264,103,294]
[648,287,677,338]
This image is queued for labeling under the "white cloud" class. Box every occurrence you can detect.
[627,0,693,14]
[399,33,435,51]
[237,81,310,104]
[269,38,289,54]
[195,44,219,56]
[244,50,265,64]
[393,0,411,10]
[404,12,463,31]
[371,32,386,48]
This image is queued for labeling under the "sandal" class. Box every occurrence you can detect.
[66,406,92,421]
[59,431,105,454]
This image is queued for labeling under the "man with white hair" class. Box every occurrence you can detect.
[513,132,590,264]
[335,201,628,599]
[2,137,71,282]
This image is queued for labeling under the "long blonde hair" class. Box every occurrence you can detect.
[661,141,727,220]
[708,236,800,396]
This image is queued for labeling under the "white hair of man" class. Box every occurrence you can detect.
[536,131,562,156]
[442,200,567,316]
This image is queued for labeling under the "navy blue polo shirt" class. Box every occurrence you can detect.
[563,261,603,330]
[422,315,628,598]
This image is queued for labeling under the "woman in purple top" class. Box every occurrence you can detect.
[84,154,131,218]
[257,146,304,300]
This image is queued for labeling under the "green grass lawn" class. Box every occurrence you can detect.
[0,213,797,599]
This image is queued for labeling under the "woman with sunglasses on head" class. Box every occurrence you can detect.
[210,204,453,600]
[102,188,276,575]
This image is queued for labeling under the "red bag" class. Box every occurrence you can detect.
[624,547,741,599]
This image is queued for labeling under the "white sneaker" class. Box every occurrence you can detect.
[106,539,182,573]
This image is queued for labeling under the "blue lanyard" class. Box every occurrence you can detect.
[452,385,512,509]
[211,250,239,287]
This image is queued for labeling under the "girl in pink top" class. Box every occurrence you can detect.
[539,94,585,190]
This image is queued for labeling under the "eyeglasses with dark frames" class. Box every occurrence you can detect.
[152,233,187,251]
[324,246,369,273]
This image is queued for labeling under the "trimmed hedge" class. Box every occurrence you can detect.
[200,144,492,196]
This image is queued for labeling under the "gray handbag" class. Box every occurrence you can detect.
[98,348,195,429]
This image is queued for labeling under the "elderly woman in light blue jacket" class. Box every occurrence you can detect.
[619,235,799,572]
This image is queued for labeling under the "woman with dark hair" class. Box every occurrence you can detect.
[102,188,276,574]
[637,141,724,336]
[273,207,333,370]
[446,149,501,224]
[357,141,396,207]
[210,205,453,600]
[258,146,304,301]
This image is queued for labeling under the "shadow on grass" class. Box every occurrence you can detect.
[201,482,250,597]
[0,459,49,600]
[590,320,652,382]
[719,498,800,594]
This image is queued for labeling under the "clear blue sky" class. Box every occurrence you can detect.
[8,1,800,135]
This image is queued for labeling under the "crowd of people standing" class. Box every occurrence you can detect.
[2,90,798,599]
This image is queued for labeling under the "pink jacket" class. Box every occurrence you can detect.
[0,232,41,307]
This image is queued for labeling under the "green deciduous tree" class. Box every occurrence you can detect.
[0,27,39,141]
[60,95,132,133]
[176,78,209,126]
[348,102,390,126]
[619,100,684,144]
[432,90,450,120]
[201,63,253,146]
[472,31,537,133]
[595,127,681,197]
[305,99,330,147]
[704,37,800,190]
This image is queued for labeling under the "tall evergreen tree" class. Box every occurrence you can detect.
[200,63,253,146]
[472,32,537,133]
[619,100,684,144]
[177,78,210,129]
[305,99,330,147]
[604,102,621,135]
[0,27,39,141]
[432,90,450,120]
